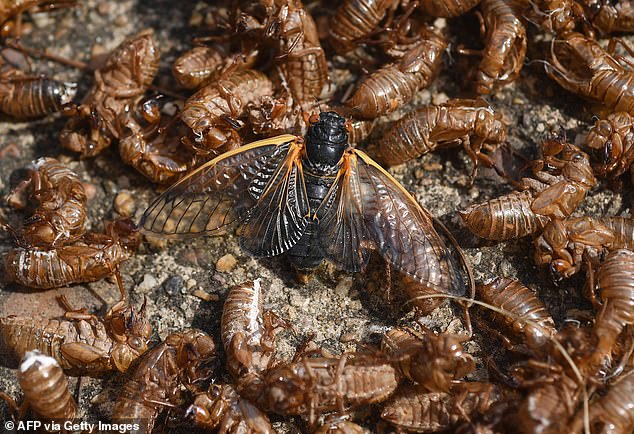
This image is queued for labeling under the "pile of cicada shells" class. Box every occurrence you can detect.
[2,0,634,433]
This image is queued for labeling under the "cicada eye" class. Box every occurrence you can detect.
[309,113,320,124]
[128,337,145,351]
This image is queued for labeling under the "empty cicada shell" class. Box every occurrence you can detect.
[6,157,87,247]
[5,350,77,423]
[1,298,151,374]
[381,382,501,433]
[4,219,140,290]
[239,352,399,425]
[112,329,216,433]
[461,140,595,240]
[381,326,475,393]
[60,29,160,157]
[0,53,76,118]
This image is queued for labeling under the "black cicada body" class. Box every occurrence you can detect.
[140,112,464,295]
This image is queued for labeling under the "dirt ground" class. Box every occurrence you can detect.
[0,1,631,433]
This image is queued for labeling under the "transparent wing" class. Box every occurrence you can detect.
[139,135,299,238]
[318,149,465,295]
[315,155,370,272]
[239,142,310,256]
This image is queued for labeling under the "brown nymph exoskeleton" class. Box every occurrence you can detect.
[533,216,614,279]
[476,277,556,351]
[186,383,273,434]
[381,382,501,433]
[172,44,259,90]
[0,52,76,118]
[419,0,481,17]
[6,157,87,247]
[0,297,151,374]
[473,0,526,94]
[1,350,77,424]
[602,216,634,250]
[221,279,288,381]
[328,0,400,53]
[381,326,475,393]
[514,373,582,434]
[239,352,399,425]
[3,218,141,290]
[534,0,584,35]
[118,95,192,185]
[376,99,506,178]
[461,190,551,241]
[534,216,634,280]
[586,249,634,374]
[585,112,634,180]
[578,0,634,35]
[345,26,447,119]
[461,140,596,240]
[180,69,274,155]
[547,31,634,113]
[526,139,600,215]
[246,94,306,137]
[270,0,328,107]
[571,370,634,433]
[60,29,160,157]
[173,45,230,90]
[111,329,216,433]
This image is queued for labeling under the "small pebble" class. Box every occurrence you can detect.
[433,18,447,30]
[320,348,335,358]
[192,289,219,302]
[335,277,353,296]
[97,2,111,15]
[82,182,97,201]
[471,251,482,266]
[91,43,107,59]
[212,274,227,284]
[340,332,357,343]
[114,190,135,217]
[30,12,52,28]
[432,92,448,105]
[216,254,237,273]
[137,274,158,292]
[114,14,128,27]
[162,276,185,296]
[102,179,118,195]
[423,162,443,171]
